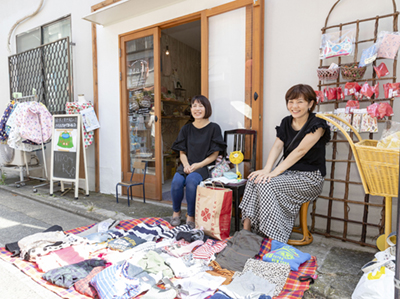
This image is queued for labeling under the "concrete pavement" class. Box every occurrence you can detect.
[0,184,96,299]
[0,175,379,299]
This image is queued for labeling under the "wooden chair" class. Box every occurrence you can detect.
[116,161,147,207]
[287,201,313,246]
[223,129,257,232]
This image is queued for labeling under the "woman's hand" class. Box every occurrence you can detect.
[183,164,191,174]
[183,163,200,174]
[248,169,280,183]
[188,163,201,173]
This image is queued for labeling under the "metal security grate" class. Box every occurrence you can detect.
[8,37,71,114]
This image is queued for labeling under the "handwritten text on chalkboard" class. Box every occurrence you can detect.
[55,117,78,129]
[53,151,76,179]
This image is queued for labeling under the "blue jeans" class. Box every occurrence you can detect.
[171,172,203,217]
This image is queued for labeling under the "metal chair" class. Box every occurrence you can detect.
[223,129,257,232]
[116,160,147,206]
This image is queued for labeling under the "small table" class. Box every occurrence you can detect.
[225,179,247,232]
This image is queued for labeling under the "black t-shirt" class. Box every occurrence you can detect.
[275,113,331,176]
[171,122,227,180]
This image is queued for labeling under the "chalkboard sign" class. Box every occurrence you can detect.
[53,151,76,179]
[50,114,88,199]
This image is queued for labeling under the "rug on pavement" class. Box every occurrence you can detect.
[0,217,316,299]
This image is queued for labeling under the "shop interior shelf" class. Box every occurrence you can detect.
[161,99,189,106]
[161,115,190,120]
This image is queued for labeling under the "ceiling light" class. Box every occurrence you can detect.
[165,46,170,55]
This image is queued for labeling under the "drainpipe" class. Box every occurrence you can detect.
[7,0,45,53]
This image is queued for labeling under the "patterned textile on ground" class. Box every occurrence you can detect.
[0,217,317,299]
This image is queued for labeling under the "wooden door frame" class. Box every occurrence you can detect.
[119,28,161,199]
[114,0,264,199]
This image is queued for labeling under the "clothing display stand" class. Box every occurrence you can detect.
[3,93,50,190]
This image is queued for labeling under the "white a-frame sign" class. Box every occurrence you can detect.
[50,114,89,199]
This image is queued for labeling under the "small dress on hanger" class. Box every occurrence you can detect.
[0,102,14,141]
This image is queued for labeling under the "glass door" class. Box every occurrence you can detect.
[120,28,162,200]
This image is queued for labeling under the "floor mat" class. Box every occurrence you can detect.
[0,217,316,299]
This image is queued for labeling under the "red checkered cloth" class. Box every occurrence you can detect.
[0,218,316,299]
[74,266,105,298]
[0,217,171,299]
[256,238,317,299]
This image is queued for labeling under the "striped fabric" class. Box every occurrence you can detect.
[193,239,227,260]
[90,262,148,299]
[0,218,316,299]
[124,222,171,241]
[158,224,192,239]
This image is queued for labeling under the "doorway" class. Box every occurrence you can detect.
[119,0,264,202]
[160,21,201,202]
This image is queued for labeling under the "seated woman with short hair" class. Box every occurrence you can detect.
[240,84,330,243]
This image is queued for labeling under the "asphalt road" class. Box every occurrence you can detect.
[0,189,96,299]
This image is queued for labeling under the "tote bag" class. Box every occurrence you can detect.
[195,185,232,240]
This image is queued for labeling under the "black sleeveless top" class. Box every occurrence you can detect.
[275,113,331,176]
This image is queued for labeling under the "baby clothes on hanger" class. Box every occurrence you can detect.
[7,102,42,151]
[5,102,18,136]
[0,103,14,141]
[19,102,52,144]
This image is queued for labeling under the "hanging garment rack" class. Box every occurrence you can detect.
[10,92,52,190]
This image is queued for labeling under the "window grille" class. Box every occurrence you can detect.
[8,37,71,114]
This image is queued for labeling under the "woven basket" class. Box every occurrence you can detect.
[317,66,340,81]
[341,63,367,80]
[316,113,399,197]
[354,140,399,197]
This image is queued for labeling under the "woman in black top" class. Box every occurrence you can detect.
[170,95,226,228]
[240,84,330,243]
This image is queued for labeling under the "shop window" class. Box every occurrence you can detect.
[11,16,72,114]
[16,16,71,53]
